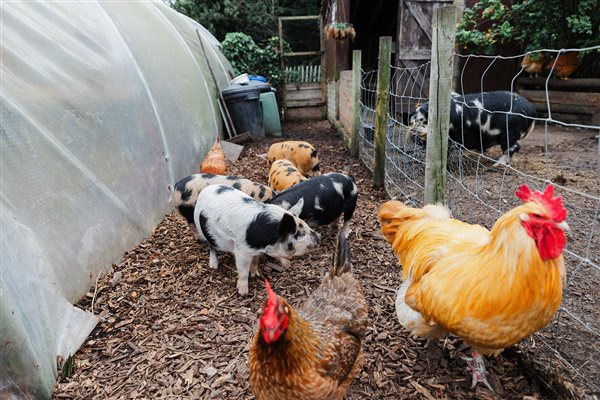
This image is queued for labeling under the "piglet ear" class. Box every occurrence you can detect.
[287,198,304,216]
[278,213,297,237]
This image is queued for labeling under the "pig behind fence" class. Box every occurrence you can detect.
[409,91,537,166]
[194,184,321,295]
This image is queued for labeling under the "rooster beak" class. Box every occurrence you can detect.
[268,329,276,342]
[557,221,570,233]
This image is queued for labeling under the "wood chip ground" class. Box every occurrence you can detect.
[54,120,551,399]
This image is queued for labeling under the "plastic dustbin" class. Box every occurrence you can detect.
[222,84,265,139]
[245,81,282,137]
[259,92,282,137]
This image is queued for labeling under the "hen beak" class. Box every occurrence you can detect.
[264,328,277,343]
[557,221,570,233]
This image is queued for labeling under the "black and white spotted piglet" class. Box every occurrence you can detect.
[170,173,276,238]
[267,172,358,239]
[194,185,320,295]
[409,91,537,166]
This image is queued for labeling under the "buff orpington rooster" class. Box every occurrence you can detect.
[378,184,568,391]
[248,231,368,400]
[200,135,227,175]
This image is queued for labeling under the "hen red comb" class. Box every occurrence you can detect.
[515,184,567,222]
[265,279,277,308]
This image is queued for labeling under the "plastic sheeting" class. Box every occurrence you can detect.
[0,2,233,398]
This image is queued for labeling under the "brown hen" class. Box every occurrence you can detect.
[200,135,227,175]
[521,53,544,77]
[546,52,581,79]
[248,231,368,400]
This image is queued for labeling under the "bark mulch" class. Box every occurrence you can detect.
[53,120,546,399]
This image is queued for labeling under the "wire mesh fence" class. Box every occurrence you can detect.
[358,46,600,394]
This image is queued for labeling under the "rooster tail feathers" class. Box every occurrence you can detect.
[332,229,352,277]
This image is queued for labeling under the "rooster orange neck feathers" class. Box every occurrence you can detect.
[260,280,289,344]
[516,184,567,260]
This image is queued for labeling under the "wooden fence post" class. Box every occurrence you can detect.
[350,50,362,157]
[373,36,392,188]
[424,6,456,204]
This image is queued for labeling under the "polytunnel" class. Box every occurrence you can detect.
[0,2,234,397]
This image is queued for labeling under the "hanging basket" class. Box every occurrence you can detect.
[325,23,356,41]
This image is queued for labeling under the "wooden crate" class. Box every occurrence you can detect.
[516,78,600,125]
[283,82,325,120]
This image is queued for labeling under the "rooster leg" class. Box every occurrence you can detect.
[462,352,494,392]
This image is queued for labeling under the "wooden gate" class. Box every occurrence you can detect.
[396,0,454,117]
[278,16,325,120]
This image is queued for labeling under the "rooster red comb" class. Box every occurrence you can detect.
[515,184,567,222]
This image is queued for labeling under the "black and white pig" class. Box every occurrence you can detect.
[267,172,358,239]
[409,91,537,166]
[194,184,320,295]
[170,173,277,238]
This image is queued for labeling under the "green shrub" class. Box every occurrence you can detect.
[456,0,600,54]
[220,33,291,105]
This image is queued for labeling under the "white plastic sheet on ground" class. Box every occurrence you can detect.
[0,2,233,398]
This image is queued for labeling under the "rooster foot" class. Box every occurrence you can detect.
[462,352,494,392]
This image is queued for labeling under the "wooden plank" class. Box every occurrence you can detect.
[351,50,362,157]
[517,77,600,91]
[339,70,353,134]
[278,17,286,119]
[284,89,323,101]
[283,51,324,57]
[406,1,433,41]
[284,100,326,108]
[529,101,597,115]
[518,89,600,107]
[534,112,593,125]
[284,82,323,90]
[373,37,392,188]
[398,48,431,60]
[284,88,323,98]
[286,106,325,120]
[424,6,456,205]
[220,140,244,162]
[279,15,319,21]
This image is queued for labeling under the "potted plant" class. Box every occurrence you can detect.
[325,22,356,41]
